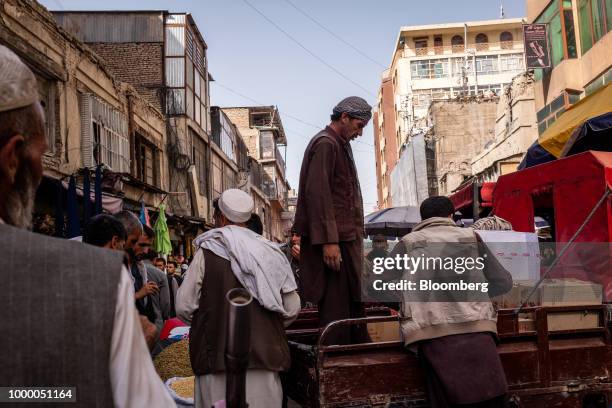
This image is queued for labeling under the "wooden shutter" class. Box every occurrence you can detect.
[79,93,94,168]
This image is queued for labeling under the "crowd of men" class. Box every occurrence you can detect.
[0,44,512,408]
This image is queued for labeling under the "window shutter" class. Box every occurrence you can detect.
[79,93,94,168]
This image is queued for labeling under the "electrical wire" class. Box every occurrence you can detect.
[241,0,375,98]
[212,81,375,149]
[282,0,386,69]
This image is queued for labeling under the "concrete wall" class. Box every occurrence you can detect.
[428,98,498,195]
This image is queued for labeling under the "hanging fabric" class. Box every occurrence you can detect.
[83,170,91,226]
[95,165,103,215]
[66,175,81,238]
[154,204,172,256]
[54,179,64,238]
[140,199,151,227]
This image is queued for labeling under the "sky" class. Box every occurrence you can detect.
[40,0,526,213]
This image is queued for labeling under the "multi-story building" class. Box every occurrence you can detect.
[373,70,398,209]
[222,106,290,242]
[527,0,611,135]
[375,19,527,206]
[1,0,168,237]
[53,10,213,226]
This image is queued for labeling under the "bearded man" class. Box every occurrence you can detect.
[0,45,173,407]
[294,96,372,345]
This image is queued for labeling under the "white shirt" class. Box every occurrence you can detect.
[176,249,301,326]
[110,267,176,407]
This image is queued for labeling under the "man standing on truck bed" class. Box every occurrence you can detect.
[294,96,372,345]
[390,196,512,408]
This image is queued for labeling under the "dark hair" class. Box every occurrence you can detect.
[154,257,166,266]
[330,111,342,121]
[419,196,455,220]
[246,213,263,235]
[83,214,127,247]
[0,103,45,151]
[142,224,155,239]
[167,260,178,268]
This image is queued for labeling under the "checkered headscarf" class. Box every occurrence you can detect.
[332,96,372,122]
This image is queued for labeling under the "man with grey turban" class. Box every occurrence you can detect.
[0,45,174,407]
[294,96,372,345]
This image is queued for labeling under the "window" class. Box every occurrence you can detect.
[80,94,130,173]
[259,130,275,160]
[451,35,464,51]
[500,31,514,49]
[475,33,489,50]
[415,37,428,55]
[500,53,525,72]
[223,163,235,191]
[135,134,158,187]
[434,36,443,54]
[579,0,611,54]
[475,55,499,74]
[410,59,450,79]
[535,0,577,78]
[192,129,208,197]
[412,88,453,108]
[211,152,223,199]
[219,113,236,161]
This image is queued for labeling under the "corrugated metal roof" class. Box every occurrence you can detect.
[53,12,164,42]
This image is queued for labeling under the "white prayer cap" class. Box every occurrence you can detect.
[0,45,39,113]
[219,189,254,224]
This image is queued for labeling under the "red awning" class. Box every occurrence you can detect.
[449,183,473,212]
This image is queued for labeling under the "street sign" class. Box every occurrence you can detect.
[523,24,551,69]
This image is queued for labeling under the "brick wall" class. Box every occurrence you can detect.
[89,42,163,112]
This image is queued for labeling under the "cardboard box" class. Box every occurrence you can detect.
[547,311,600,331]
[367,321,401,342]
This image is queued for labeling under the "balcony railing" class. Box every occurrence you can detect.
[406,41,523,57]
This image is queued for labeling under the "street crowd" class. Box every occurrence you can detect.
[1,45,512,408]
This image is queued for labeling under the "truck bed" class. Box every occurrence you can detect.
[283,305,612,407]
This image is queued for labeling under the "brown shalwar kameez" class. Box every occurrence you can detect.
[294,126,368,345]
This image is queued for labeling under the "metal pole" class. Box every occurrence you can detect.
[225,288,252,408]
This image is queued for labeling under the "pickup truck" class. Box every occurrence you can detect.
[283,305,612,408]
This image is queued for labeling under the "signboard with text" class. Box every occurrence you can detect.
[523,24,551,69]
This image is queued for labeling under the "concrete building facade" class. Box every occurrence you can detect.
[1,0,168,235]
[472,72,538,181]
[222,107,290,242]
[426,97,500,195]
[527,0,612,135]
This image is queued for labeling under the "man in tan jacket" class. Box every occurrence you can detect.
[390,196,512,408]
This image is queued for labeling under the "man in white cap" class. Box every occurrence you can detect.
[0,45,174,407]
[176,188,301,408]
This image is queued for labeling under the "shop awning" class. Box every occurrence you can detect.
[539,84,612,157]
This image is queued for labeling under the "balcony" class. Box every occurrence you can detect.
[405,41,523,58]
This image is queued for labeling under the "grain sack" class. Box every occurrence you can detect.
[154,339,194,382]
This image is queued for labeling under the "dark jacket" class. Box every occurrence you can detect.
[189,249,291,375]
[293,126,364,244]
